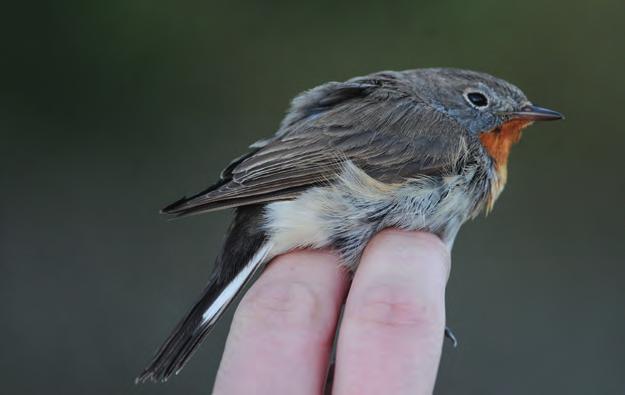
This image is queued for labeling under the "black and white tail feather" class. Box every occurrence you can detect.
[136,206,271,383]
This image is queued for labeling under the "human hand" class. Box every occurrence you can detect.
[212,229,450,395]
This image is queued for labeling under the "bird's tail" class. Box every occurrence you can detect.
[136,205,271,383]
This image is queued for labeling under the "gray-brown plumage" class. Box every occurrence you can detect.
[137,68,562,383]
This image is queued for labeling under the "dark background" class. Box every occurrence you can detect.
[2,0,624,394]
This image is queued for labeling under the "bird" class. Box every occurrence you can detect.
[136,68,563,383]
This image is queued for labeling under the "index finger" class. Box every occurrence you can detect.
[332,230,450,395]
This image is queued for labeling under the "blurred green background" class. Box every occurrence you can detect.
[2,0,624,394]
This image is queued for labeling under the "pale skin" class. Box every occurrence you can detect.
[213,229,450,395]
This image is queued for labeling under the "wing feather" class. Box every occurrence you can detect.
[164,72,470,217]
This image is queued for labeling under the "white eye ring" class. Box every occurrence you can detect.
[463,90,490,109]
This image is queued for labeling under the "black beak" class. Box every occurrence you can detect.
[506,105,564,121]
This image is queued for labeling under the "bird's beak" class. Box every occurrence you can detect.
[505,105,564,121]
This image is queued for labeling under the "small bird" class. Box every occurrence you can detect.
[137,68,562,383]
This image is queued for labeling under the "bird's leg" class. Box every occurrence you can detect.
[445,326,459,348]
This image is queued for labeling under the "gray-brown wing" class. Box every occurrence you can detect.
[163,74,470,217]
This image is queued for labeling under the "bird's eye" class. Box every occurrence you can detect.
[465,91,489,108]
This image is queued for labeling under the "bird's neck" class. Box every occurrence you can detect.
[479,119,532,210]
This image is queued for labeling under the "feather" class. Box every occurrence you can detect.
[162,73,471,217]
[136,206,270,382]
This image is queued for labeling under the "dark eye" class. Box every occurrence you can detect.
[465,91,489,108]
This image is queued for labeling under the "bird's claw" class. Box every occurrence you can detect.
[445,326,459,348]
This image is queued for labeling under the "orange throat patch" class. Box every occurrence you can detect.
[479,119,532,211]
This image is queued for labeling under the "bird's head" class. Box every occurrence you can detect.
[408,68,563,206]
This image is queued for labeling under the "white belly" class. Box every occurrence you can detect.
[261,162,481,269]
